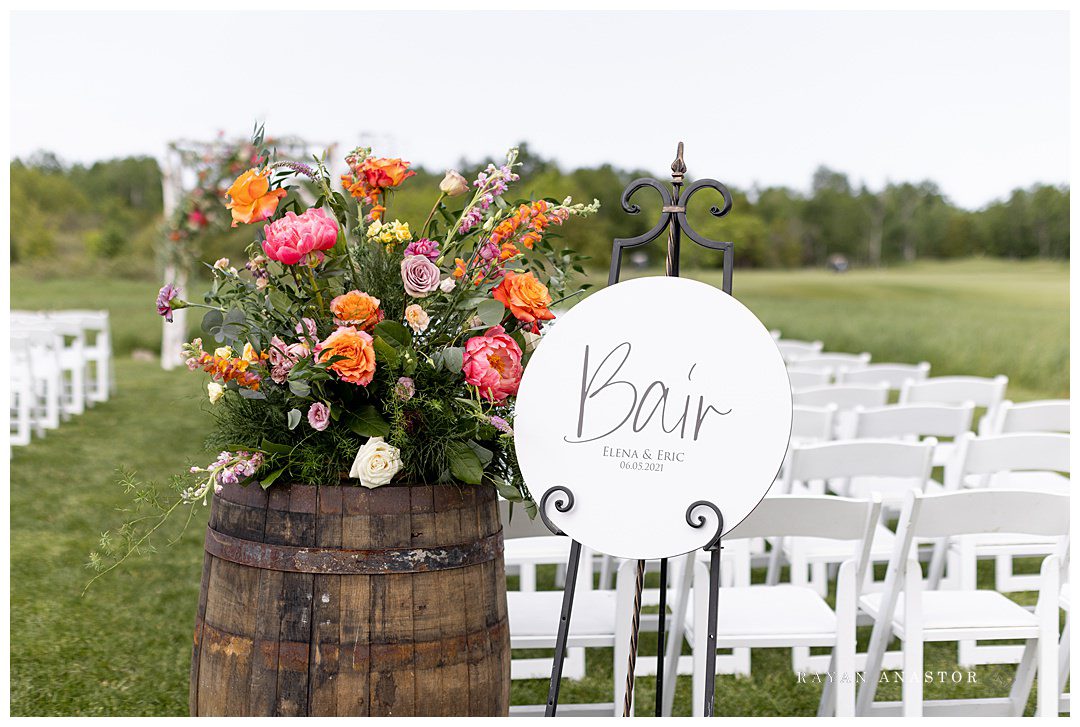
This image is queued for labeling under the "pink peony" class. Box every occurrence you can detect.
[262,207,339,266]
[462,325,523,404]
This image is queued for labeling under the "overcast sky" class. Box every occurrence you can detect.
[9,10,1069,209]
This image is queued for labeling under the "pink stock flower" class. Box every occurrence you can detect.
[268,336,312,384]
[403,238,439,261]
[262,207,339,266]
[156,284,180,322]
[462,325,523,404]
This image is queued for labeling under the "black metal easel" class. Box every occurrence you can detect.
[542,143,735,717]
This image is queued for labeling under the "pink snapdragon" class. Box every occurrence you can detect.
[262,207,339,266]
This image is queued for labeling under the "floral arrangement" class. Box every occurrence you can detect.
[88,128,596,585]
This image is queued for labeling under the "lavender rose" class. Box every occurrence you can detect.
[308,402,330,431]
[401,254,442,298]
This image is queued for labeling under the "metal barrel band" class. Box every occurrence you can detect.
[203,527,503,574]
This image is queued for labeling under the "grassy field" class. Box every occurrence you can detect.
[9,259,1068,715]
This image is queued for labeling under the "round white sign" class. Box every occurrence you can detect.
[515,276,792,560]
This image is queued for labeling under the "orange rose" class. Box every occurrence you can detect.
[330,290,384,331]
[225,168,287,227]
[362,158,415,189]
[492,271,556,325]
[316,326,376,386]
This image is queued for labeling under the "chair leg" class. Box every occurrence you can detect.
[1059,616,1071,706]
[691,560,709,718]
[1010,639,1040,716]
[662,554,694,717]
[899,559,924,717]
[1036,556,1060,717]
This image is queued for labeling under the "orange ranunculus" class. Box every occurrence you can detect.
[316,326,376,386]
[492,271,556,325]
[362,158,415,189]
[225,168,287,227]
[330,290,384,331]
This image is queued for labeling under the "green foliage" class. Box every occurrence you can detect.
[85,224,128,259]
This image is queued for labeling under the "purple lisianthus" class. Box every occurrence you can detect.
[401,255,442,298]
[394,376,415,401]
[308,402,331,431]
[404,238,440,261]
[156,284,180,322]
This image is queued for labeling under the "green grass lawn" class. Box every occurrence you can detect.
[9,258,1068,715]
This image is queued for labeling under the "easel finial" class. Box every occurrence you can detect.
[671,142,686,181]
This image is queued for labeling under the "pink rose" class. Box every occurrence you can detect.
[400,254,442,298]
[262,207,339,266]
[462,325,523,404]
[308,402,330,431]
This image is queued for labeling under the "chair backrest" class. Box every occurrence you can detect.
[946,433,1070,491]
[989,399,1070,435]
[787,352,872,372]
[777,339,824,362]
[906,490,1070,540]
[837,362,930,390]
[733,494,883,590]
[787,367,833,389]
[852,402,974,440]
[790,404,837,444]
[770,329,782,340]
[791,383,889,411]
[782,438,937,488]
[899,375,1008,410]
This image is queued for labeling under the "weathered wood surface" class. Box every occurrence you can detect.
[190,481,509,717]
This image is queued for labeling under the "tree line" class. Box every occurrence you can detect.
[10,144,1068,273]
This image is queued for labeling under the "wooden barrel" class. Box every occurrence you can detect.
[189,480,510,716]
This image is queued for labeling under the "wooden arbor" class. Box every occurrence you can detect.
[158,136,329,369]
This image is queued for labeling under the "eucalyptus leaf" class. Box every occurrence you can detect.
[238,388,266,400]
[440,347,464,373]
[476,299,506,326]
[288,379,311,398]
[287,408,302,430]
[201,309,223,334]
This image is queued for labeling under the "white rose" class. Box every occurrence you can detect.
[207,382,224,404]
[350,437,402,488]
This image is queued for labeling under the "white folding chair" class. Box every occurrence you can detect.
[858,490,1067,717]
[792,384,889,438]
[9,335,36,447]
[788,352,871,373]
[772,439,935,673]
[841,403,975,506]
[49,310,112,404]
[776,338,823,363]
[503,507,642,716]
[11,328,63,432]
[837,361,930,390]
[900,375,1008,464]
[664,495,881,717]
[786,366,833,389]
[985,399,1070,436]
[939,433,1070,666]
[500,502,585,681]
[13,314,87,418]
